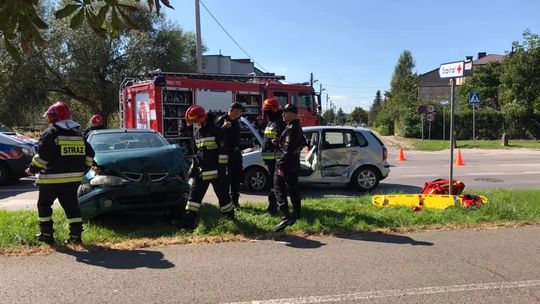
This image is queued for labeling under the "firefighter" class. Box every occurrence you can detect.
[274,104,305,232]
[261,98,286,215]
[27,102,95,244]
[217,102,245,208]
[178,105,234,231]
[84,114,106,137]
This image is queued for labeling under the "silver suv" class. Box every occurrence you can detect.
[240,118,390,192]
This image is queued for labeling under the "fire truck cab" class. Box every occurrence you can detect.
[119,72,320,155]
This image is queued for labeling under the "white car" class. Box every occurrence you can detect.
[239,118,390,192]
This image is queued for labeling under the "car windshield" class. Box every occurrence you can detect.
[89,132,169,152]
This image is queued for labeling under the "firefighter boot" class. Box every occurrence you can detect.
[292,203,301,220]
[221,209,235,221]
[36,221,54,244]
[178,211,198,232]
[65,223,83,245]
[231,193,240,208]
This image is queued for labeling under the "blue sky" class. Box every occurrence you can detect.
[166,0,540,112]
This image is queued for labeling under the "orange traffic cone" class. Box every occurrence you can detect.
[455,150,465,166]
[397,146,406,161]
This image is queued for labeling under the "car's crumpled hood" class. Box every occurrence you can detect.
[94,145,186,175]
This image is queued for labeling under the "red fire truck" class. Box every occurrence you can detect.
[119,72,320,153]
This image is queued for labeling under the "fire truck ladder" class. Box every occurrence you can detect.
[146,71,286,83]
[119,78,135,128]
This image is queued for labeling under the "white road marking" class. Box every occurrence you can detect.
[398,174,439,178]
[225,279,540,304]
[498,163,540,166]
[465,172,506,176]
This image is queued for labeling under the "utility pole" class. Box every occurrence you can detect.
[310,72,314,87]
[326,93,329,112]
[195,0,203,73]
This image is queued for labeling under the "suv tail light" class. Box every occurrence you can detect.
[382,147,387,161]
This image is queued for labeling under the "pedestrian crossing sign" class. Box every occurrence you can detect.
[468,92,481,105]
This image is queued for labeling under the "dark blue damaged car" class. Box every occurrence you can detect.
[78,129,190,219]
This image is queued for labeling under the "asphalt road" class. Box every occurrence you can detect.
[1,148,540,211]
[1,226,539,303]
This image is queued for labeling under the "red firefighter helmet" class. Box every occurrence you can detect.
[90,114,103,126]
[43,102,71,122]
[185,105,207,126]
[262,98,280,112]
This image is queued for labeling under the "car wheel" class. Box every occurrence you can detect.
[243,167,268,192]
[0,162,11,185]
[351,166,380,192]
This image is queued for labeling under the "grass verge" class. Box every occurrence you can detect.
[409,139,540,151]
[1,189,539,254]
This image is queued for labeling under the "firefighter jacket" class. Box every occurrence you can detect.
[262,112,286,161]
[276,119,305,173]
[31,120,95,185]
[193,119,228,181]
[216,114,241,153]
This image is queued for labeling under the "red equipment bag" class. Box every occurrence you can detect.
[421,179,465,195]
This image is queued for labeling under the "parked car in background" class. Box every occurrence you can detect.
[241,123,390,192]
[78,129,189,219]
[0,122,38,148]
[0,133,35,184]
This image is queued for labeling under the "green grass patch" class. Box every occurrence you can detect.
[410,139,540,151]
[1,189,539,252]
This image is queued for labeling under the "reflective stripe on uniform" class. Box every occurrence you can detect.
[196,136,218,149]
[264,128,278,138]
[218,154,228,164]
[201,170,218,180]
[32,155,48,169]
[38,216,52,222]
[220,202,235,212]
[36,172,85,184]
[86,156,94,166]
[262,152,276,160]
[185,201,201,212]
[67,217,82,224]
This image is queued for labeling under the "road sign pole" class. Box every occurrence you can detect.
[421,114,424,140]
[443,105,446,141]
[473,104,476,145]
[449,78,455,194]
[429,122,432,140]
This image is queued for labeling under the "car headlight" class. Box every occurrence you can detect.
[21,146,34,156]
[90,175,129,186]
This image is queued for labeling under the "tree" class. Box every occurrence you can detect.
[0,3,198,127]
[377,51,418,136]
[336,108,347,125]
[368,90,382,126]
[500,30,540,138]
[348,107,368,125]
[322,109,335,125]
[458,62,503,112]
[0,0,173,61]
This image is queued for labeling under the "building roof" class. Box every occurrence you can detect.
[473,54,504,65]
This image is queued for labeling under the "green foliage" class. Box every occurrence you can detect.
[368,90,382,126]
[336,107,347,125]
[0,0,174,60]
[375,51,419,136]
[0,2,198,126]
[2,188,540,250]
[500,30,540,119]
[322,109,335,125]
[348,107,368,125]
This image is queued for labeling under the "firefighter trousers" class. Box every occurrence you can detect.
[180,172,234,229]
[274,170,301,220]
[228,151,243,204]
[37,183,83,236]
[264,159,277,211]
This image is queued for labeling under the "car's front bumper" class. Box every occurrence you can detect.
[78,180,190,220]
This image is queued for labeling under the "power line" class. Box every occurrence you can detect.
[199,0,269,73]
